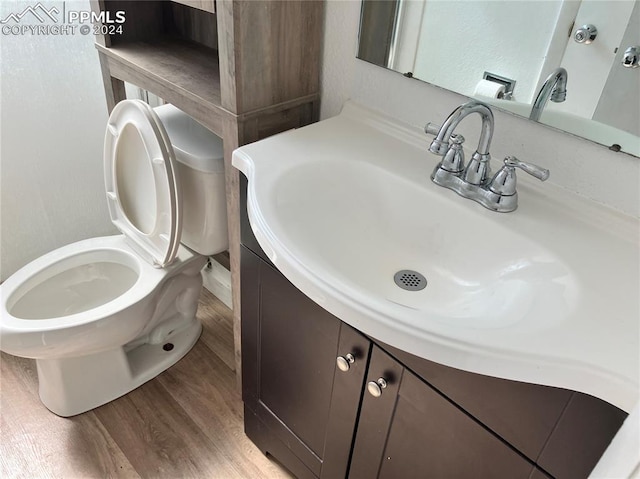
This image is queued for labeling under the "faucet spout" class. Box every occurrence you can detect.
[429,100,495,185]
[429,100,494,157]
[529,67,568,121]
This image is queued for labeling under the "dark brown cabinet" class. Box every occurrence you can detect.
[239,179,626,479]
[349,346,535,479]
[241,246,371,479]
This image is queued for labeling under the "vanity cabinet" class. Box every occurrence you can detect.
[241,246,541,479]
[240,178,627,479]
[91,0,324,384]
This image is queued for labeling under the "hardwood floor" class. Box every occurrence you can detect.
[0,288,293,479]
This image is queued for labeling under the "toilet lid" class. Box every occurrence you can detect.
[104,100,182,267]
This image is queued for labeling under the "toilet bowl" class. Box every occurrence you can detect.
[0,100,227,416]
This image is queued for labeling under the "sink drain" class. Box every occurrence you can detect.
[394,270,427,291]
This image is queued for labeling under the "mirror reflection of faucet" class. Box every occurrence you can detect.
[529,67,568,121]
[426,100,549,212]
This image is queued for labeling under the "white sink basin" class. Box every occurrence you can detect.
[233,102,639,413]
[273,158,576,329]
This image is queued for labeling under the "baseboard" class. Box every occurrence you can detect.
[202,257,232,309]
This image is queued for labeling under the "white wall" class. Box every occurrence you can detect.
[0,0,115,280]
[321,0,640,218]
[413,1,563,103]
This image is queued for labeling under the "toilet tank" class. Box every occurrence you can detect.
[154,104,228,256]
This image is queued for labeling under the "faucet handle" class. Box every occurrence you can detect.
[449,133,465,145]
[504,156,550,181]
[424,122,441,136]
[425,122,452,155]
[440,134,465,173]
[489,156,549,196]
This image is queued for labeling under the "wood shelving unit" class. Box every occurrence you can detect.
[96,37,225,134]
[91,0,324,388]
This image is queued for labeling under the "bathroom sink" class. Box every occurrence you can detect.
[272,159,575,329]
[234,102,639,413]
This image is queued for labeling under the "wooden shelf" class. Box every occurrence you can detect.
[96,36,226,136]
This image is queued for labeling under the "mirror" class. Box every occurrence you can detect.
[357,0,640,157]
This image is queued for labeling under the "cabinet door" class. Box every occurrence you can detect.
[379,341,573,462]
[349,346,535,479]
[241,247,370,478]
[536,392,627,479]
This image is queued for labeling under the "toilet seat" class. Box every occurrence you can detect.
[104,100,181,267]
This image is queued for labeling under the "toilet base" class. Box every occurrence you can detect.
[36,318,202,417]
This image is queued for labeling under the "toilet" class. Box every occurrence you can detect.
[0,100,227,417]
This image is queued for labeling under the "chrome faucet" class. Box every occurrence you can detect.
[427,101,550,212]
[529,67,568,121]
[428,100,494,186]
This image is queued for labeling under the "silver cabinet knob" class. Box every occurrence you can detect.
[336,353,355,372]
[367,378,388,397]
[574,24,597,44]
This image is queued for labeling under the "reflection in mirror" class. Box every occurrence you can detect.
[358,0,640,157]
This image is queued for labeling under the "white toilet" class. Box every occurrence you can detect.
[0,100,227,417]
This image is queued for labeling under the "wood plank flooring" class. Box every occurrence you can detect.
[0,288,293,479]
